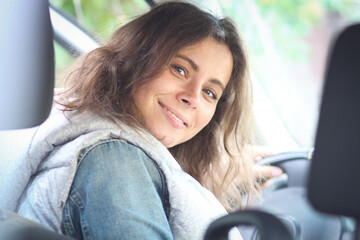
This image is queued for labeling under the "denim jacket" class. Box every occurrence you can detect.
[7,105,241,240]
[61,138,172,239]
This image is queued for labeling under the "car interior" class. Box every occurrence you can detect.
[1,1,360,240]
[204,22,360,240]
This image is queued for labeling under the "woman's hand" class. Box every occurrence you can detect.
[253,165,283,189]
[252,146,283,188]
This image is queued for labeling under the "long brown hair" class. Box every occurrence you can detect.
[57,1,258,210]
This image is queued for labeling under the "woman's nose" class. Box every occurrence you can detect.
[177,83,201,110]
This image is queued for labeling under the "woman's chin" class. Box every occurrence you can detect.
[154,134,175,148]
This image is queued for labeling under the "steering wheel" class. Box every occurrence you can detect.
[205,150,356,240]
[257,150,311,189]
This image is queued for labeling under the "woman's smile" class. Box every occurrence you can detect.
[159,101,188,129]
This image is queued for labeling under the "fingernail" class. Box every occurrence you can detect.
[272,168,283,177]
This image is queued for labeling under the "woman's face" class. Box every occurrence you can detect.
[133,37,233,148]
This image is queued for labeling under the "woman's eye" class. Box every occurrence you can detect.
[172,65,186,76]
[203,89,218,100]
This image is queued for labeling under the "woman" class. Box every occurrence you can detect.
[14,1,262,239]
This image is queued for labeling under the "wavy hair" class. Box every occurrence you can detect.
[56,1,259,210]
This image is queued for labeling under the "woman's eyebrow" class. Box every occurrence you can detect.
[209,79,225,92]
[176,54,199,71]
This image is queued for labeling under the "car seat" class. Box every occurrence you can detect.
[0,1,72,239]
[307,22,360,239]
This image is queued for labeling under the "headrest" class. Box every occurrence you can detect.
[0,1,54,130]
[308,23,360,219]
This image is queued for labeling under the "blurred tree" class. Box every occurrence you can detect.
[50,0,150,85]
[221,0,360,61]
[50,0,149,40]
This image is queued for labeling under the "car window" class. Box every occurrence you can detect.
[49,0,150,86]
[50,0,360,151]
[54,42,75,83]
[220,0,360,149]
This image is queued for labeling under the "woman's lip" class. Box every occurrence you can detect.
[158,101,188,128]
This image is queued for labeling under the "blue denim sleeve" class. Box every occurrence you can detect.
[61,139,173,240]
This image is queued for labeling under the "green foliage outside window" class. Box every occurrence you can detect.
[50,0,149,40]
[51,0,360,89]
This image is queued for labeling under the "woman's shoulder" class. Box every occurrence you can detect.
[76,139,170,215]
[78,139,168,194]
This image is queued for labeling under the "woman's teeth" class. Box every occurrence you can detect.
[167,110,185,125]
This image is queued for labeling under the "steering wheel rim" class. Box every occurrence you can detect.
[244,149,355,240]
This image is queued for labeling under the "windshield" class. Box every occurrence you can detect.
[220,0,360,149]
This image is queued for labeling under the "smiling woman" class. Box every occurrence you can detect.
[10,1,259,240]
[134,37,233,147]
